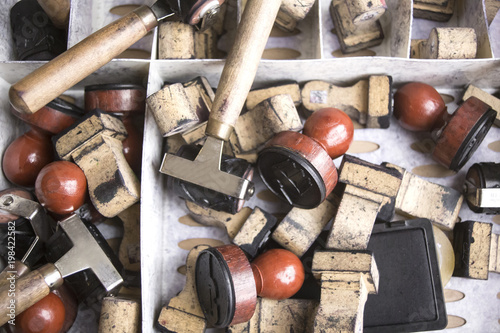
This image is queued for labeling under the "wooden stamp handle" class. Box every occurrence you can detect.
[9,6,157,115]
[37,0,71,29]
[0,265,60,326]
[207,0,281,139]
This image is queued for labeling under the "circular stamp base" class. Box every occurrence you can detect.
[195,244,256,328]
[257,132,337,209]
[433,97,496,171]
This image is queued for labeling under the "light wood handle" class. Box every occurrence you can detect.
[37,0,71,29]
[207,0,282,138]
[0,261,30,289]
[10,6,158,115]
[0,269,52,326]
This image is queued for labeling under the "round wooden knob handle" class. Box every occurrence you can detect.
[251,248,304,300]
[35,161,87,215]
[12,292,65,333]
[11,98,83,135]
[393,82,447,132]
[303,107,354,159]
[84,84,146,115]
[2,128,55,187]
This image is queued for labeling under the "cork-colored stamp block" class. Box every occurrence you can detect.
[489,233,499,273]
[147,83,199,137]
[389,163,463,230]
[157,245,209,332]
[411,27,477,59]
[246,82,301,110]
[453,221,492,280]
[330,0,384,54]
[228,298,317,333]
[98,296,141,333]
[463,84,500,126]
[275,0,316,32]
[54,111,127,161]
[326,184,389,250]
[186,201,253,239]
[182,76,215,123]
[53,110,140,218]
[233,94,302,153]
[313,272,368,333]
[117,203,141,272]
[338,155,403,222]
[158,22,218,59]
[232,207,277,258]
[311,250,379,294]
[271,193,340,258]
[301,76,392,128]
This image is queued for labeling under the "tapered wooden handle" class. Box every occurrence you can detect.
[207,0,282,139]
[0,261,30,289]
[37,0,71,29]
[0,268,53,326]
[9,6,158,115]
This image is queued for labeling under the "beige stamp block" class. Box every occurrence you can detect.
[463,84,500,126]
[157,245,210,332]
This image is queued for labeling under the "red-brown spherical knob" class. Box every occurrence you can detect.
[13,292,65,333]
[393,82,447,132]
[35,161,87,215]
[2,129,55,187]
[251,249,305,300]
[303,108,354,159]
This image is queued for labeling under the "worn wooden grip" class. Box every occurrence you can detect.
[207,0,281,135]
[0,269,51,326]
[10,6,157,115]
[37,0,71,29]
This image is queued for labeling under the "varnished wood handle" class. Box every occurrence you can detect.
[0,261,30,289]
[37,0,71,29]
[207,0,282,139]
[10,6,158,115]
[0,267,55,326]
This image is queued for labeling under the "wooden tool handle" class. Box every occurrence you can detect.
[207,0,281,140]
[37,0,71,29]
[0,268,54,326]
[10,6,158,115]
[0,261,30,289]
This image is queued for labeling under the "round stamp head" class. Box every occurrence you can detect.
[257,131,337,209]
[195,244,256,328]
[433,96,495,171]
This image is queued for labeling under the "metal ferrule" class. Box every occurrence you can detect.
[206,118,234,141]
[39,263,63,290]
[134,5,158,31]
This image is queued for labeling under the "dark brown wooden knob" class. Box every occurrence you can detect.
[303,108,354,159]
[10,98,83,135]
[12,292,65,333]
[34,161,87,215]
[2,128,55,188]
[257,108,354,208]
[251,248,304,300]
[84,84,146,115]
[393,82,447,132]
